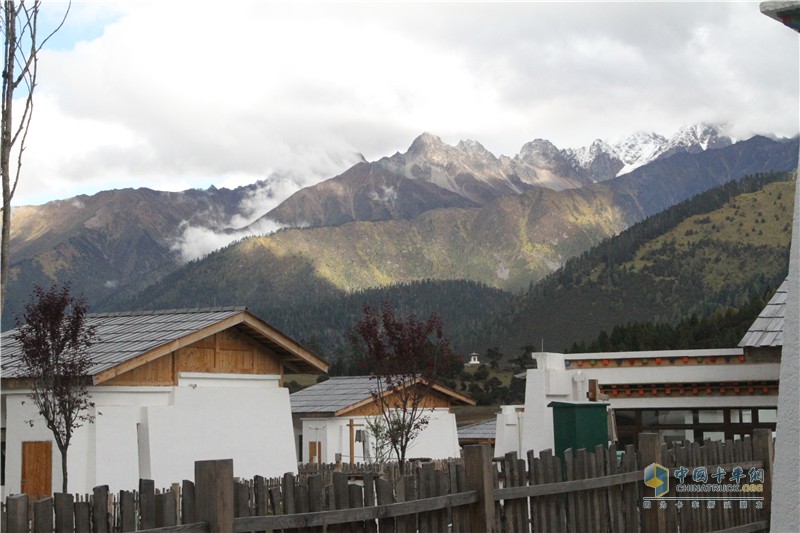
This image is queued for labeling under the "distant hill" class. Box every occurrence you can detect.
[4,132,796,335]
[101,172,795,363]
[466,171,796,356]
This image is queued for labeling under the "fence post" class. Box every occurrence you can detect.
[6,494,28,533]
[33,497,53,533]
[119,490,136,532]
[463,444,496,533]
[54,493,75,532]
[92,486,110,533]
[639,432,666,533]
[139,479,156,529]
[195,459,234,532]
[753,428,774,526]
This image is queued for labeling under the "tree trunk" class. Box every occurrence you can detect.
[59,445,68,493]
[1,0,17,310]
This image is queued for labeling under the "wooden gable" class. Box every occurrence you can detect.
[100,328,284,386]
[335,382,475,417]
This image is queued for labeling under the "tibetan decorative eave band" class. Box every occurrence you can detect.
[565,353,748,367]
[599,380,779,398]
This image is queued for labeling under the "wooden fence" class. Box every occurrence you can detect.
[2,429,773,533]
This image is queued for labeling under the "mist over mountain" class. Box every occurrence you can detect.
[3,126,795,335]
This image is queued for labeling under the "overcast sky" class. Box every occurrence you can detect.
[11,1,800,207]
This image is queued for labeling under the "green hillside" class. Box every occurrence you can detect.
[468,171,795,355]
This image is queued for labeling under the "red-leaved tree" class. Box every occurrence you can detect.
[14,282,96,493]
[349,302,457,469]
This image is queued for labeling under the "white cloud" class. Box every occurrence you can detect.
[169,172,324,262]
[10,1,798,206]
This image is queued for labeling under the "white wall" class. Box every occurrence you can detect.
[493,405,524,458]
[144,377,297,487]
[4,390,96,497]
[3,373,298,496]
[300,408,460,464]
[519,351,782,458]
[520,354,572,456]
[771,140,800,531]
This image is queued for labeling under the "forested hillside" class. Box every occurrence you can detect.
[566,290,772,353]
[467,171,795,356]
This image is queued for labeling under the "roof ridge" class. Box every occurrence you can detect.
[88,306,247,318]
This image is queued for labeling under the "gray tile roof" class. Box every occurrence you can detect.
[290,376,380,414]
[458,419,496,441]
[290,375,475,415]
[739,280,788,348]
[1,307,247,379]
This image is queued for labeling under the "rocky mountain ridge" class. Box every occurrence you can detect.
[260,124,736,228]
[3,127,793,331]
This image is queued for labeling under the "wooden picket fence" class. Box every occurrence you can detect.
[2,429,773,533]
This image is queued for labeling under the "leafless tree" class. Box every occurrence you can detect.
[2,1,70,309]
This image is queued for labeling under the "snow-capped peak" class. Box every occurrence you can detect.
[568,124,733,179]
[667,123,732,152]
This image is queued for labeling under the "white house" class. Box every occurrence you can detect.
[290,376,475,464]
[494,338,781,457]
[1,307,328,499]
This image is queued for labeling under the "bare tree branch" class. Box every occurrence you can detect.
[1,0,70,310]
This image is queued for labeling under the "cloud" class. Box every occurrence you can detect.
[169,171,327,262]
[11,1,799,206]
[369,186,398,207]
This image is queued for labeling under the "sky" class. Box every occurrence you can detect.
[9,1,800,208]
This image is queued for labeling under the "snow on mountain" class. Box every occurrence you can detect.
[569,123,732,180]
[372,124,733,202]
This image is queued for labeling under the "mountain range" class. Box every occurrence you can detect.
[4,125,797,351]
[260,124,737,228]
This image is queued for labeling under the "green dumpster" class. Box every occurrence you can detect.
[548,401,609,460]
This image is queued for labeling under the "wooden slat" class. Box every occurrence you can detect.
[375,477,396,533]
[194,459,234,533]
[136,523,210,533]
[232,491,478,531]
[34,497,53,533]
[363,472,377,533]
[564,448,576,533]
[348,484,364,533]
[182,480,197,526]
[622,444,639,533]
[54,493,75,533]
[140,479,156,530]
[607,444,623,533]
[92,486,110,533]
[119,490,136,532]
[308,474,324,533]
[156,488,178,527]
[74,501,91,533]
[233,482,249,519]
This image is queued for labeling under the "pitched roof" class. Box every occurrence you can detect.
[2,307,328,382]
[457,419,496,441]
[290,375,475,416]
[739,280,788,348]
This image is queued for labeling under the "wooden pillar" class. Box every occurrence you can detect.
[753,428,774,526]
[54,493,75,533]
[139,479,155,529]
[195,459,234,533]
[463,444,496,532]
[119,490,136,532]
[639,432,666,533]
[6,494,28,533]
[33,497,53,533]
[92,485,110,533]
[349,418,355,466]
